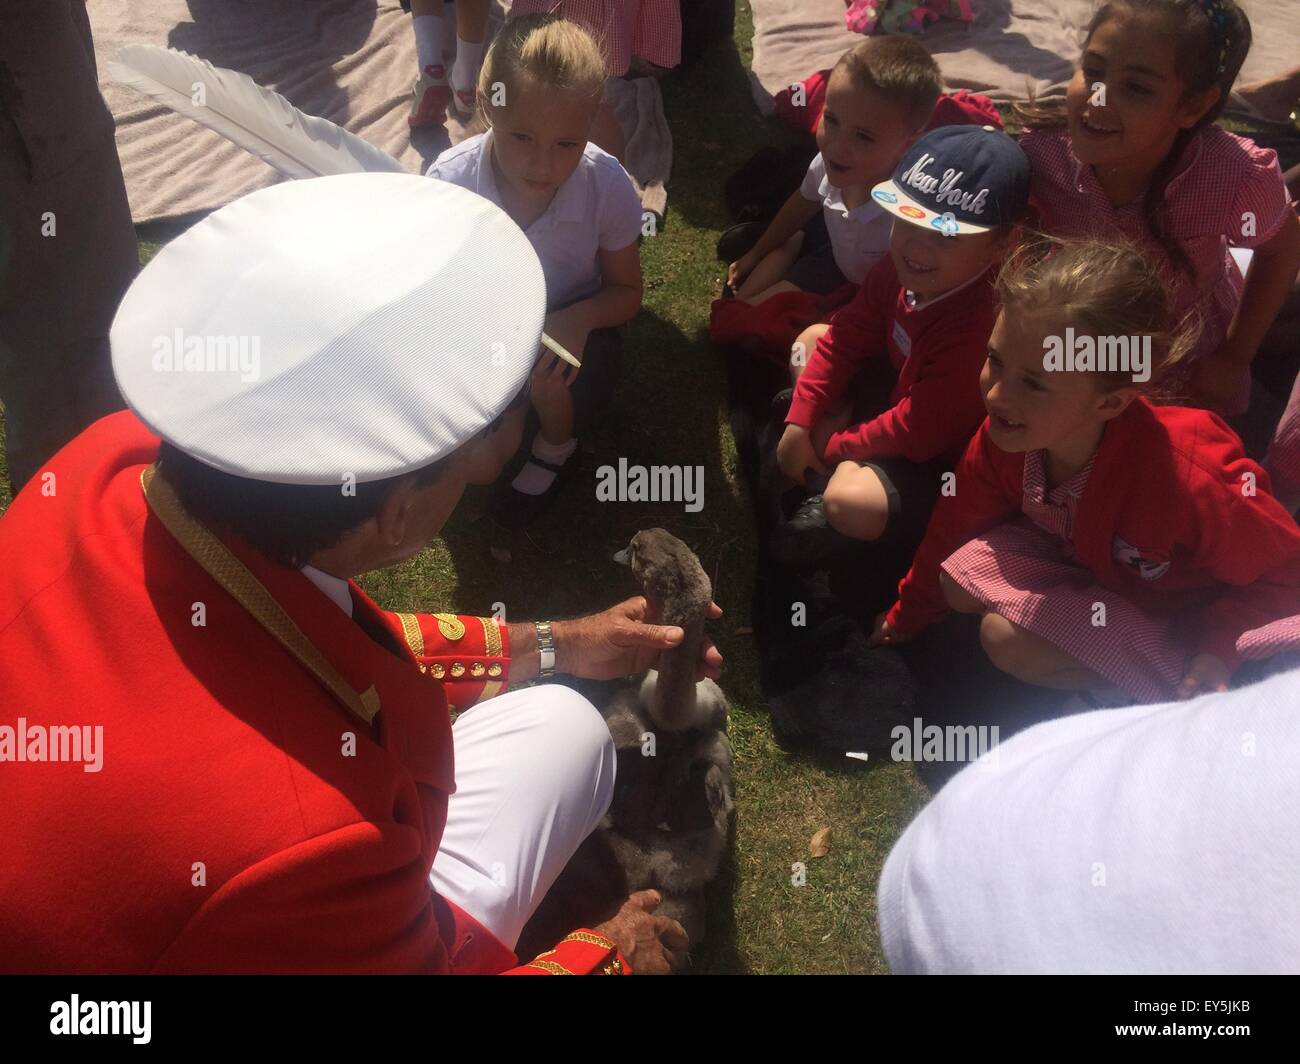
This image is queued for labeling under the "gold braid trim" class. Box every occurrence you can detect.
[561,931,617,950]
[477,616,505,701]
[521,960,573,975]
[432,613,466,640]
[479,615,503,657]
[140,464,379,725]
[396,612,425,658]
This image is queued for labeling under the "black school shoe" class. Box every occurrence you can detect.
[768,493,858,568]
[716,220,767,263]
[491,448,582,530]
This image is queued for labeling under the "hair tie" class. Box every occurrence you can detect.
[1194,0,1232,76]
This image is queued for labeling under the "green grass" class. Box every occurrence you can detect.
[367,5,930,975]
[0,5,932,973]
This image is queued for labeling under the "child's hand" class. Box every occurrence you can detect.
[530,351,571,412]
[1177,653,1231,699]
[541,308,590,382]
[727,251,759,289]
[869,610,909,646]
[1189,352,1250,412]
[777,423,829,484]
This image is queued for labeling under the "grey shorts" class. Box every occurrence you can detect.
[845,354,947,548]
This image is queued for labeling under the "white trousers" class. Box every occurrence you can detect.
[430,684,616,950]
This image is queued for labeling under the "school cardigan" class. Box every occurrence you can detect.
[785,256,998,466]
[0,411,629,975]
[887,400,1300,671]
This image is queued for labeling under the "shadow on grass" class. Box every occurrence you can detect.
[655,35,797,235]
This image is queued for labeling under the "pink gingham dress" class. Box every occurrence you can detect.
[940,450,1192,703]
[506,1,682,75]
[1019,127,1293,416]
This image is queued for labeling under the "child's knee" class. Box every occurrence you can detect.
[978,612,1032,678]
[940,571,983,613]
[824,465,889,540]
[789,322,830,379]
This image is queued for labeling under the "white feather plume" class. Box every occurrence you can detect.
[107,44,407,179]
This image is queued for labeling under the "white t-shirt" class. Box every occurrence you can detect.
[877,666,1300,974]
[427,131,643,310]
[798,153,893,285]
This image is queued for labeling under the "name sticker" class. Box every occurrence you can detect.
[892,319,912,358]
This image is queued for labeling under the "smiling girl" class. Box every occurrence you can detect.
[1014,0,1300,422]
[427,16,644,527]
[872,239,1300,704]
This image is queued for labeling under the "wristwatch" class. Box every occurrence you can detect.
[535,620,556,678]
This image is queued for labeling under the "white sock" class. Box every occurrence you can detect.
[451,35,486,97]
[512,436,577,495]
[413,14,446,75]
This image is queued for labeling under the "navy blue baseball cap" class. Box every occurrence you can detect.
[870,125,1030,236]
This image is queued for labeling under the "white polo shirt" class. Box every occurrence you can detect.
[427,131,643,310]
[799,153,893,285]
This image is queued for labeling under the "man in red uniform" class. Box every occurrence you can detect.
[0,173,720,974]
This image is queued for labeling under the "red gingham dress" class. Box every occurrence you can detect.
[1019,127,1294,416]
[939,449,1191,704]
[506,1,682,76]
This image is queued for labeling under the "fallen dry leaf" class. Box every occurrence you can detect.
[809,826,832,858]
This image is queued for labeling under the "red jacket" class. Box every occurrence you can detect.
[887,401,1300,670]
[0,411,627,975]
[785,257,998,466]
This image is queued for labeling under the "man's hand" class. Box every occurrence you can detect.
[592,890,689,974]
[777,422,829,484]
[554,597,724,681]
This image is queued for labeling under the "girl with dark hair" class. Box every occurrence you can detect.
[1013,0,1300,422]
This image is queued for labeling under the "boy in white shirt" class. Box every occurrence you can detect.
[726,36,942,304]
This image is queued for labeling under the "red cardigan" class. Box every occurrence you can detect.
[887,400,1300,670]
[0,411,626,975]
[785,256,998,466]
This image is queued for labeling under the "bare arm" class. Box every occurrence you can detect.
[552,242,643,336]
[1223,211,1300,367]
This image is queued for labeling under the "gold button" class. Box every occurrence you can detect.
[431,663,446,679]
[487,663,503,678]
[470,662,485,677]
[450,662,466,678]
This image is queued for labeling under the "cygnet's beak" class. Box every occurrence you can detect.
[613,547,631,566]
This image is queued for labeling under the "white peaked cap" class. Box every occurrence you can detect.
[111,172,545,484]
